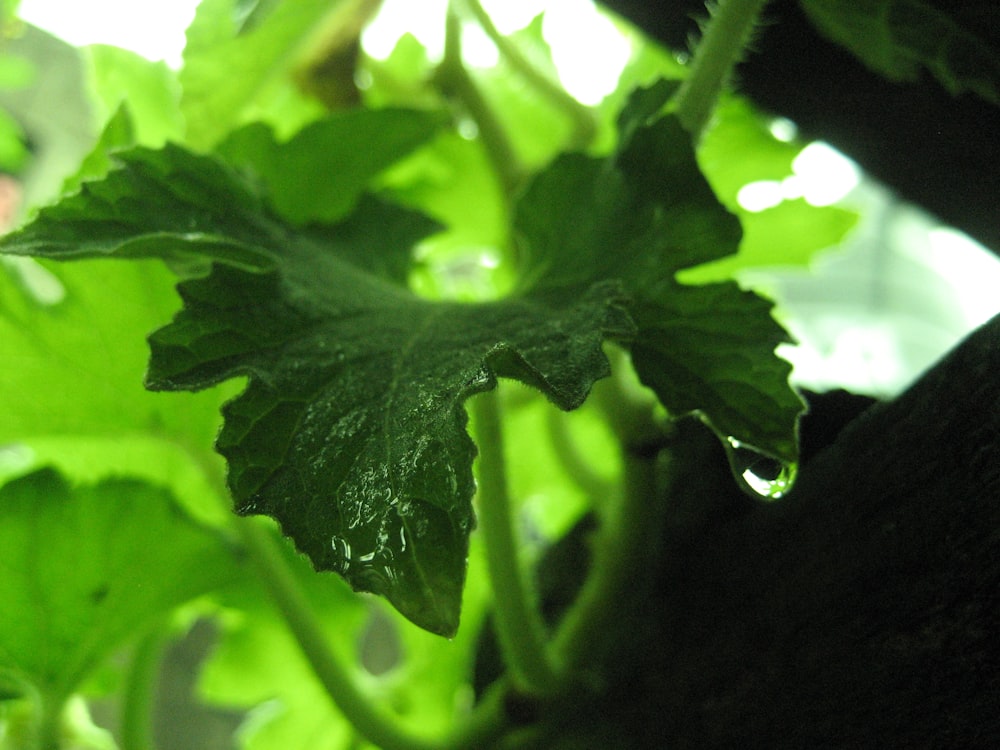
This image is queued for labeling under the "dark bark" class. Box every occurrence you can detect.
[483,315,1000,748]
[644,312,1000,748]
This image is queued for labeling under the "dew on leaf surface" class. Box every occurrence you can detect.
[331,537,352,573]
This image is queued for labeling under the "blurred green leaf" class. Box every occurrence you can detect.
[180,0,333,147]
[0,468,240,709]
[699,96,801,207]
[801,0,1000,104]
[679,200,859,282]
[83,44,183,148]
[472,15,574,168]
[59,104,136,193]
[0,108,27,173]
[0,256,227,445]
[199,524,366,750]
[0,252,233,522]
[0,54,35,90]
[378,130,509,297]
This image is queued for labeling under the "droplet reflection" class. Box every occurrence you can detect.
[727,438,797,499]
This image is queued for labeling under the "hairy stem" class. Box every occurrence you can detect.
[471,390,561,695]
[121,623,170,750]
[674,0,771,137]
[233,517,439,750]
[462,0,597,148]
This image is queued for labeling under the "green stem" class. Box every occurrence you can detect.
[552,357,667,678]
[552,444,664,677]
[232,517,439,750]
[444,677,511,750]
[35,693,63,750]
[436,5,524,194]
[471,390,561,695]
[121,623,170,750]
[462,0,597,148]
[673,0,771,137]
[546,409,614,503]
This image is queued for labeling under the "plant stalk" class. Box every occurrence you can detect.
[673,0,771,137]
[552,443,664,678]
[546,409,614,503]
[233,517,439,750]
[436,4,524,194]
[471,390,561,695]
[121,623,170,750]
[462,0,597,148]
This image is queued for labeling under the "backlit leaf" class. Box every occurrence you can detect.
[0,469,240,709]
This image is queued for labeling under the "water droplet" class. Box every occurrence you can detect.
[727,438,797,499]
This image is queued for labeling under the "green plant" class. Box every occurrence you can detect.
[0,1,993,748]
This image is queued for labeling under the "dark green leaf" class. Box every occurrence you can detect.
[0,468,240,706]
[801,0,1000,105]
[148,259,629,635]
[0,133,632,635]
[516,93,804,463]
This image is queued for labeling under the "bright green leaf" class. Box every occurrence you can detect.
[0,247,234,525]
[473,14,575,168]
[180,0,334,147]
[83,45,183,148]
[59,104,136,194]
[678,200,860,283]
[801,0,1000,104]
[698,96,802,208]
[0,108,27,173]
[378,130,510,298]
[0,256,228,447]
[0,468,241,709]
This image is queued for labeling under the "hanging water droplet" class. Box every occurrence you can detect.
[727,438,797,499]
[740,461,796,499]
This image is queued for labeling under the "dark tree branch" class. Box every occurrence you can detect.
[648,313,1000,747]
